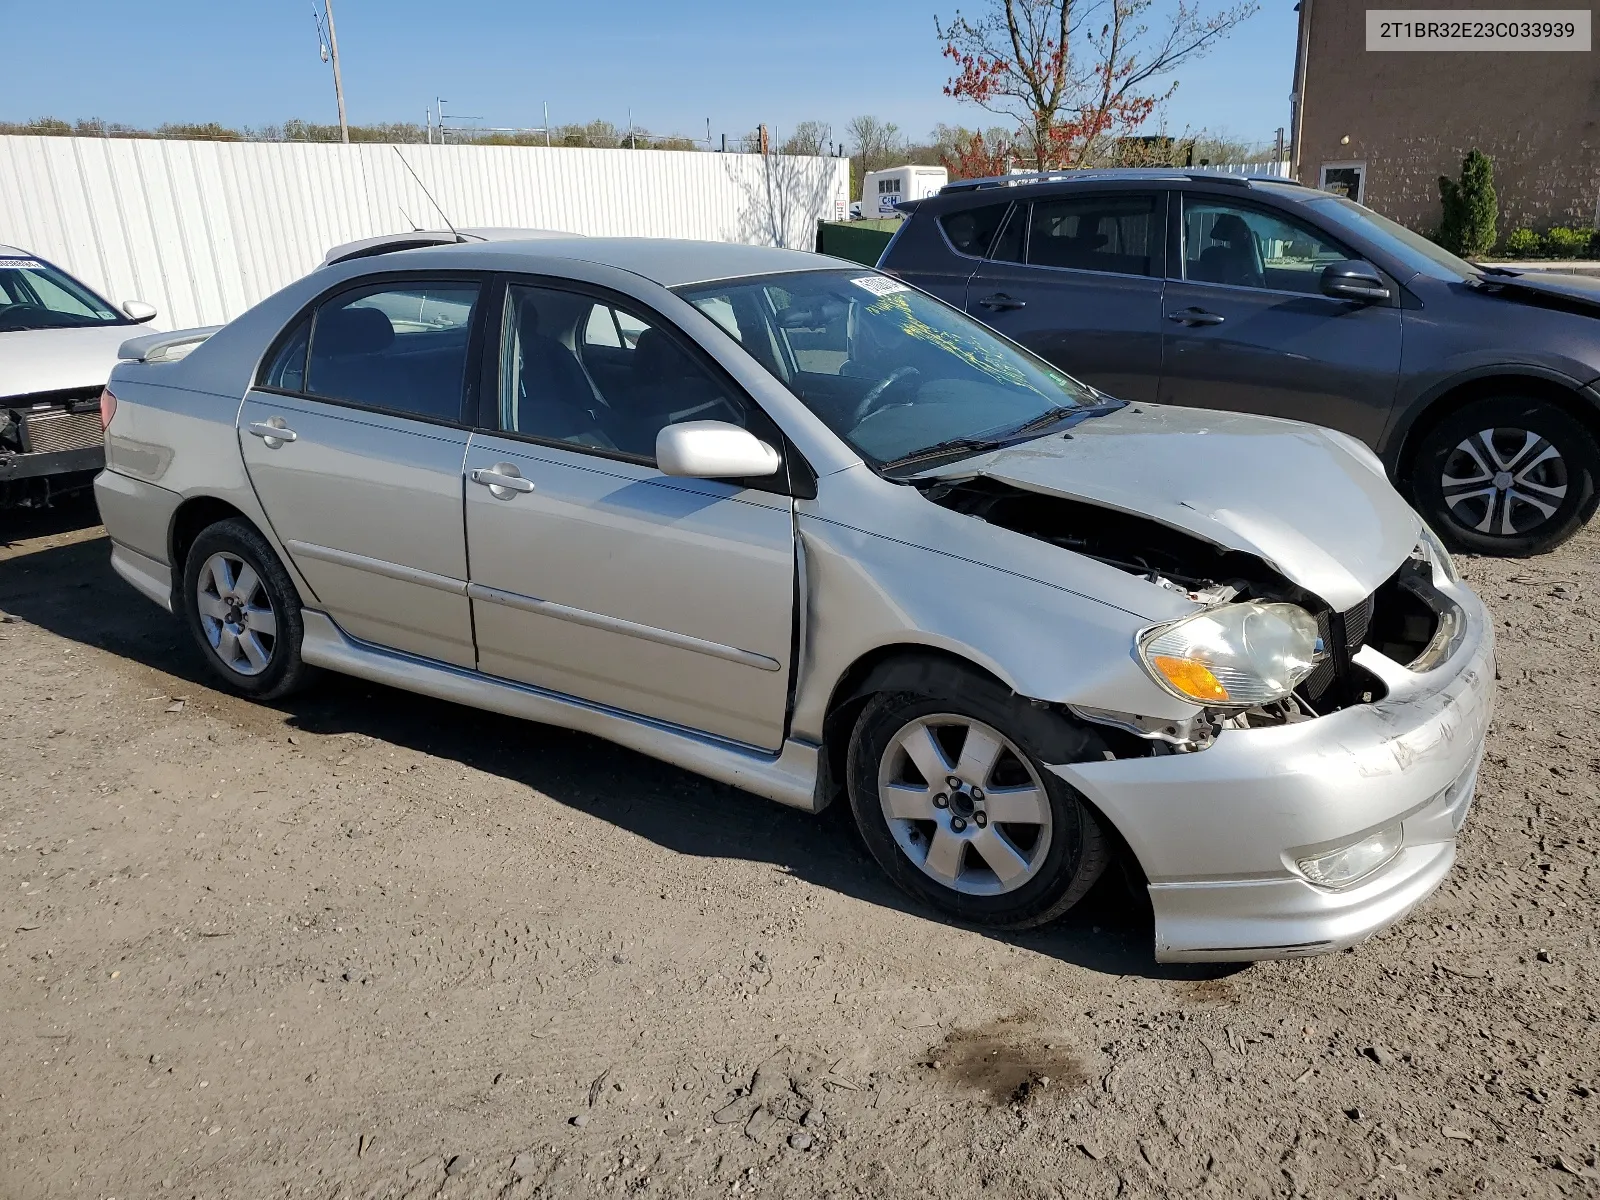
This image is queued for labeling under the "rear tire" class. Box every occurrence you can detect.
[845,667,1112,930]
[1410,395,1599,556]
[180,518,314,701]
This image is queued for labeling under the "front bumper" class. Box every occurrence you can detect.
[0,444,104,482]
[1051,572,1494,962]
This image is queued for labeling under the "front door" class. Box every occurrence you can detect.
[463,281,796,750]
[240,277,483,666]
[964,191,1167,402]
[1158,194,1403,445]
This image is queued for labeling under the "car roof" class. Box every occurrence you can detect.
[372,237,848,288]
[0,243,33,256]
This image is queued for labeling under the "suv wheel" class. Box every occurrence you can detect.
[181,518,314,700]
[1411,395,1600,556]
[845,667,1111,930]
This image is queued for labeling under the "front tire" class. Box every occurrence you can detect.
[845,668,1111,930]
[181,518,313,700]
[1411,395,1600,556]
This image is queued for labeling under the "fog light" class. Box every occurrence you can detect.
[1295,824,1403,888]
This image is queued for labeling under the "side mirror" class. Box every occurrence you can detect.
[122,300,158,323]
[1319,261,1390,303]
[656,420,781,480]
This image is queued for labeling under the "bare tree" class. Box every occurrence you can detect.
[780,120,833,157]
[937,0,1258,171]
[845,115,906,197]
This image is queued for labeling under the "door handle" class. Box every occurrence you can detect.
[1166,308,1226,326]
[978,293,1027,311]
[246,421,298,446]
[471,466,535,497]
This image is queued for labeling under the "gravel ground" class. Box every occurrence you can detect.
[1,499,1597,1200]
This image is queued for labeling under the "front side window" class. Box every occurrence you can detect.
[499,284,750,461]
[1026,194,1159,276]
[677,270,1114,472]
[938,203,1011,258]
[1183,199,1350,293]
[0,255,125,331]
[304,282,480,421]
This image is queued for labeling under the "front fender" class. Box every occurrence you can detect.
[788,513,1201,744]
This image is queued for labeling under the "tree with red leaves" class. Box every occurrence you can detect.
[937,0,1258,173]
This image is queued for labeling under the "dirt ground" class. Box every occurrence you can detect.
[1,497,1597,1200]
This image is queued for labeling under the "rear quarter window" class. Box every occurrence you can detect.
[938,203,1011,258]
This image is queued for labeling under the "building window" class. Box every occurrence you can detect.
[1319,162,1366,205]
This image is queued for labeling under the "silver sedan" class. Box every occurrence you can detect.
[94,238,1494,961]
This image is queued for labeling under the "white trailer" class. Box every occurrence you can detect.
[860,165,948,218]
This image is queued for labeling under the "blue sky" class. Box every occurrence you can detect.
[4,0,1298,149]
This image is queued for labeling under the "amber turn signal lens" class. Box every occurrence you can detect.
[98,387,118,432]
[1149,655,1230,704]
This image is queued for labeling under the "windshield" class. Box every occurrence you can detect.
[0,255,126,331]
[1304,196,1479,283]
[675,269,1110,471]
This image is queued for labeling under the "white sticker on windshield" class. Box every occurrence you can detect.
[0,258,43,270]
[851,274,910,297]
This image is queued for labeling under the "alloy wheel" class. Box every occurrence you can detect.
[195,551,277,677]
[1441,426,1568,537]
[876,715,1053,897]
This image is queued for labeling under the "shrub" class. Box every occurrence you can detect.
[1438,150,1498,257]
[1544,226,1590,258]
[1502,227,1541,257]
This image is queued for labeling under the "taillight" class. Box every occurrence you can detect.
[99,387,117,431]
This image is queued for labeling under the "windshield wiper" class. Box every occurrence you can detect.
[880,436,1011,472]
[1009,405,1080,436]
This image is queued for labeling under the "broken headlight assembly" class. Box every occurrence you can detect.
[1415,523,1459,584]
[1138,602,1323,709]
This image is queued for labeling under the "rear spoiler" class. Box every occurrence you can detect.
[118,327,221,364]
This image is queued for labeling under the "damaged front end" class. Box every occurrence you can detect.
[919,476,1461,753]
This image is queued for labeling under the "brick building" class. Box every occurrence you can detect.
[1291,0,1600,236]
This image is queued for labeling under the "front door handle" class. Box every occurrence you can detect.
[977,293,1027,311]
[1166,308,1226,326]
[246,420,298,447]
[471,465,535,498]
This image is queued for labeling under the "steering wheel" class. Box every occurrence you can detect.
[851,366,920,426]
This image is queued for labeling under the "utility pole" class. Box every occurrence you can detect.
[543,101,551,147]
[325,0,349,143]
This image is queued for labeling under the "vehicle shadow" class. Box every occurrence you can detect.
[0,524,1244,984]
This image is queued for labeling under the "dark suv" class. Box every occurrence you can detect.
[880,169,1600,555]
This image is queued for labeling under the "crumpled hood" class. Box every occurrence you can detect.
[1,324,138,399]
[916,404,1422,612]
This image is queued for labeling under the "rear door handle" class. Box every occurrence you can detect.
[471,466,535,497]
[977,293,1027,311]
[1166,308,1226,326]
[246,421,298,445]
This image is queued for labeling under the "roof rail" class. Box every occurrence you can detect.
[939,167,1302,195]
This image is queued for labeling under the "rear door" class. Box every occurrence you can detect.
[964,191,1167,402]
[881,200,1012,308]
[240,275,483,667]
[1158,193,1403,444]
[462,280,796,750]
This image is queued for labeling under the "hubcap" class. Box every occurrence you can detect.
[1441,427,1567,538]
[196,552,276,677]
[877,715,1052,897]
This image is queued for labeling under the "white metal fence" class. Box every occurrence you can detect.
[1206,161,1292,177]
[0,136,851,329]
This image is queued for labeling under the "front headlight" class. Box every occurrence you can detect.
[1138,601,1323,708]
[1416,523,1460,583]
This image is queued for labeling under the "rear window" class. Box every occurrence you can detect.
[939,203,1011,258]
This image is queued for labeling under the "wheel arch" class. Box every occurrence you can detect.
[168,495,256,577]
[1388,368,1600,485]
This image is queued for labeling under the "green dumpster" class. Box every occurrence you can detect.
[816,219,900,267]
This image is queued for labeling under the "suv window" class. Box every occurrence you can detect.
[939,203,1011,258]
[1027,195,1159,276]
[303,282,480,421]
[1183,198,1351,294]
[499,283,751,461]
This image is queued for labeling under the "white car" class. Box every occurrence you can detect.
[1,246,157,504]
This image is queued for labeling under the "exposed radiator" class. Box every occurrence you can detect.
[19,408,103,455]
